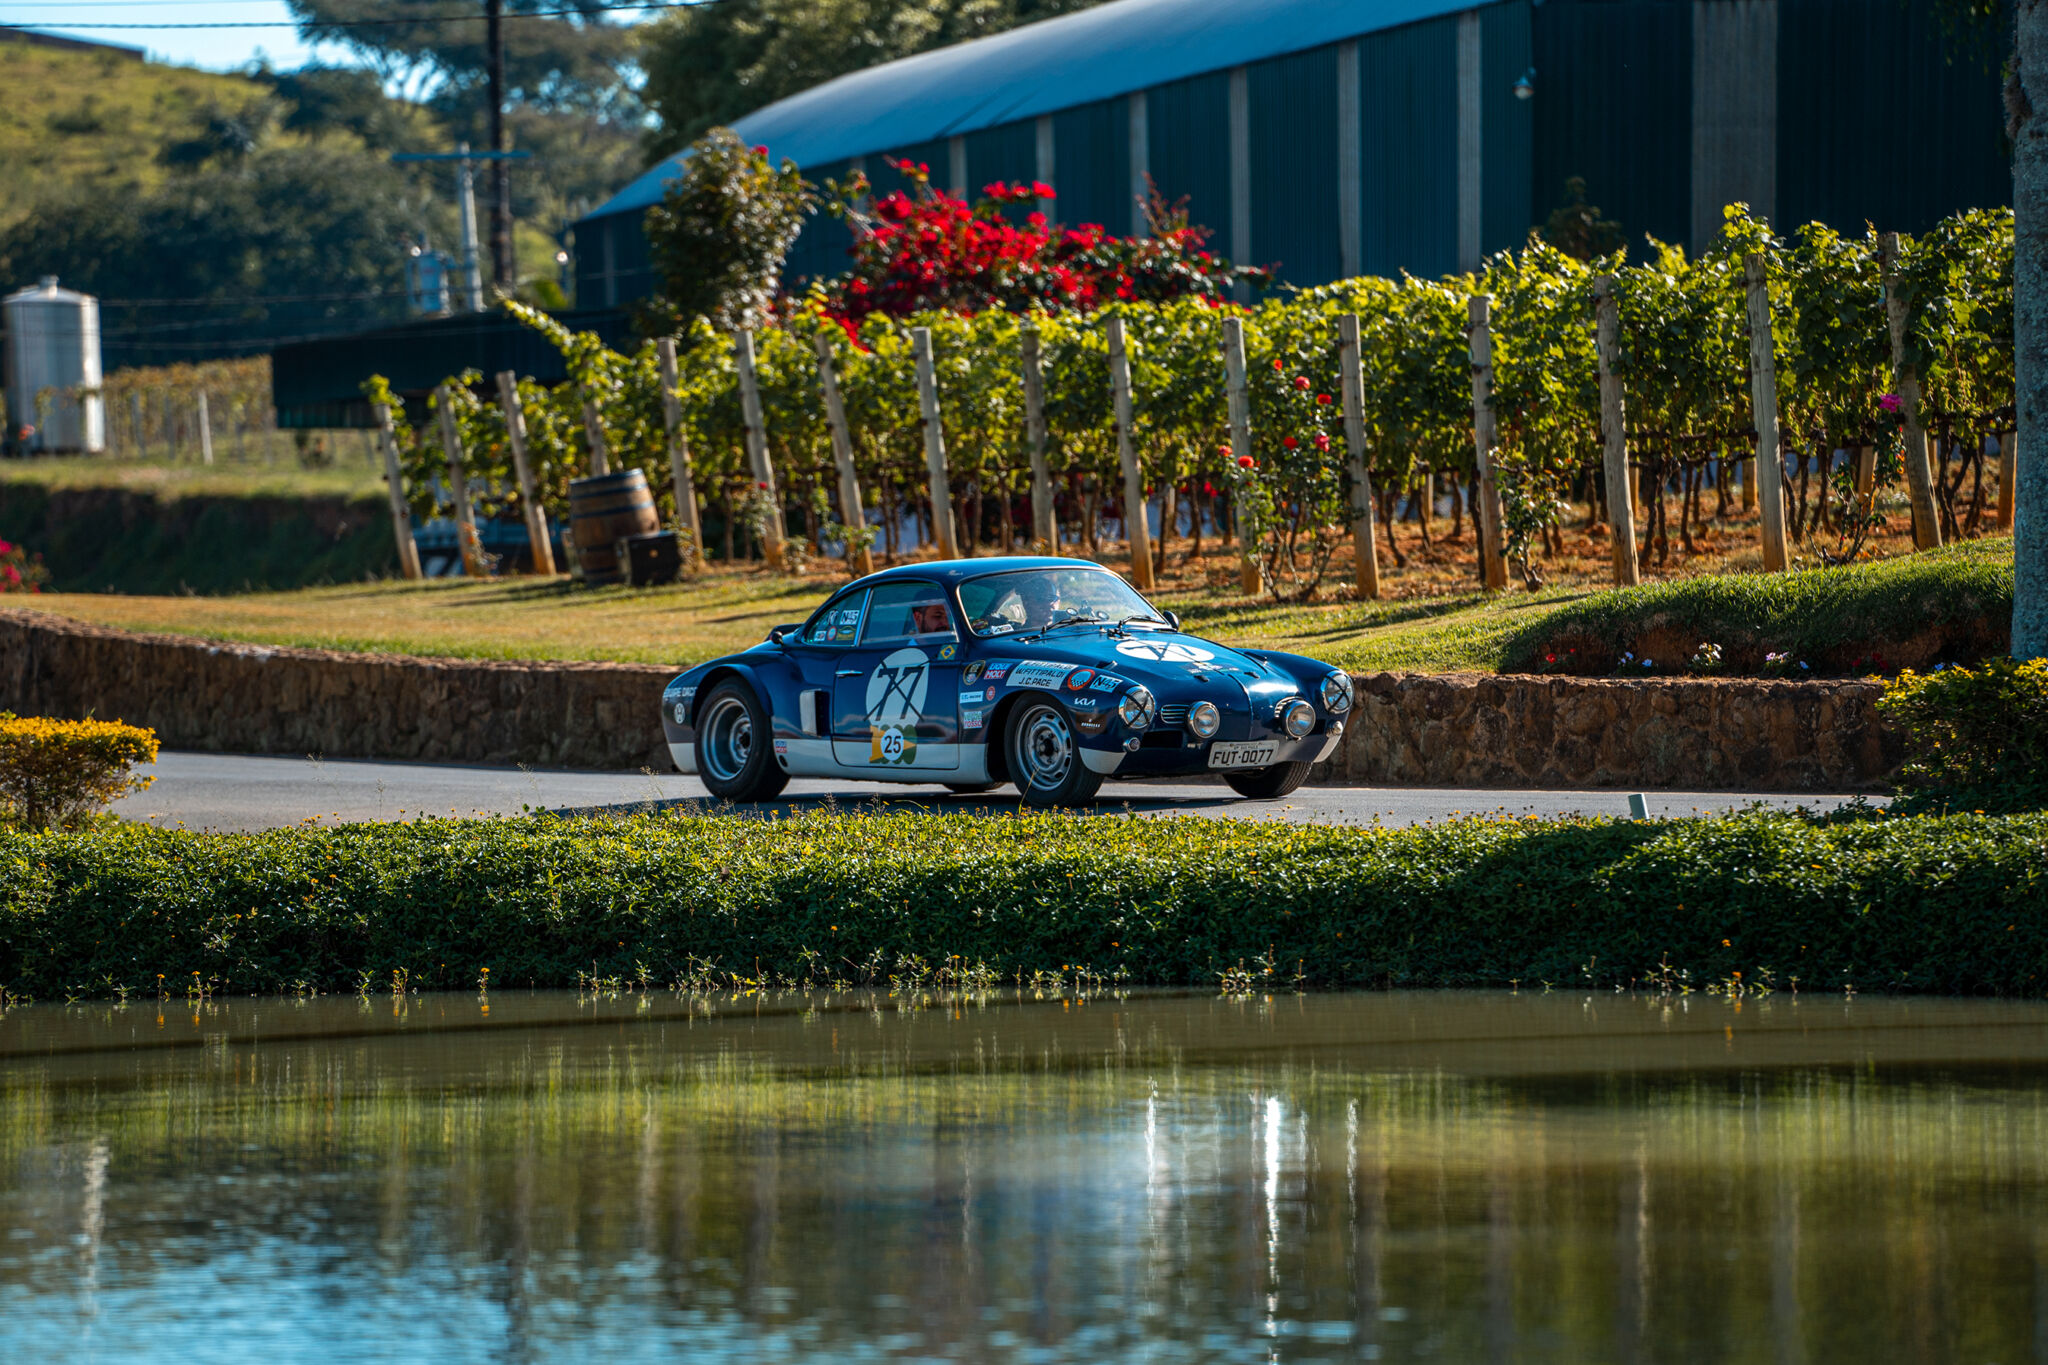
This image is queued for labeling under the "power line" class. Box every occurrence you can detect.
[0,2,707,28]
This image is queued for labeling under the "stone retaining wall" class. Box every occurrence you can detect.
[1322,671,1898,791]
[0,609,1900,789]
[0,609,674,771]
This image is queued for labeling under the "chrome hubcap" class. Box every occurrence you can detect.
[1016,706,1073,789]
[699,695,753,782]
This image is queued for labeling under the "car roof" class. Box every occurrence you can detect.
[844,557,1123,589]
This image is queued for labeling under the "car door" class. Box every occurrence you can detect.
[830,579,962,772]
[773,588,869,775]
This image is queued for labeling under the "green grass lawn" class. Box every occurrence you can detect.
[0,456,387,502]
[7,537,2015,674]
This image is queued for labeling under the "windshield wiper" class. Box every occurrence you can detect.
[1017,612,1106,642]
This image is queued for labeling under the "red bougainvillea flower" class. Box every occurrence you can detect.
[1271,358,1284,372]
[1281,436,1299,450]
[757,481,769,490]
[752,145,769,156]
[1316,392,1332,405]
[1236,455,1254,469]
[0,541,10,556]
[1293,376,1310,390]
[1312,433,1331,451]
[1217,444,1233,458]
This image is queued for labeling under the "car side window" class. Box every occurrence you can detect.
[860,581,957,646]
[803,590,868,645]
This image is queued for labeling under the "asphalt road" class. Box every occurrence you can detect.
[108,750,1870,832]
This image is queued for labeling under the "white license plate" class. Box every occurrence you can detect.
[1207,741,1277,770]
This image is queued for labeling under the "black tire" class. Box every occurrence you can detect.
[943,782,998,795]
[1224,761,1313,800]
[1005,698,1104,809]
[693,681,790,802]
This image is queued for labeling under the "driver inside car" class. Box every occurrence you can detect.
[978,574,1063,632]
[908,589,952,636]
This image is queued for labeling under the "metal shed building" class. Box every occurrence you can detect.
[570,0,2008,311]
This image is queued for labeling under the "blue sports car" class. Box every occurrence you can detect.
[659,556,1352,807]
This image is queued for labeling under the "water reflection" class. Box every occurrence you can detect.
[5,990,2048,1361]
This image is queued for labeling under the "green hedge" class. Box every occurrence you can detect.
[5,808,2046,999]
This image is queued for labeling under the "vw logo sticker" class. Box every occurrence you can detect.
[1115,640,1215,664]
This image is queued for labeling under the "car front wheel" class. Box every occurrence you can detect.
[1223,761,1313,800]
[693,681,790,803]
[1005,699,1104,809]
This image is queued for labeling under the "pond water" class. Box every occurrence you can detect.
[6,988,2048,1362]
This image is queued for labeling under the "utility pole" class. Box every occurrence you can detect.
[486,0,513,288]
[391,145,531,312]
[455,142,484,312]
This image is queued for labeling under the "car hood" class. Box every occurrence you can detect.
[982,628,1293,696]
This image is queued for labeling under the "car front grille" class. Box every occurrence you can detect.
[1158,704,1190,728]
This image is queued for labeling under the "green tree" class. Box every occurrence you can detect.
[639,0,1107,158]
[642,129,818,334]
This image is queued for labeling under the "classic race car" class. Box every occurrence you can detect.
[660,556,1353,807]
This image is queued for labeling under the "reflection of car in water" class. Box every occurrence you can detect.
[660,557,1353,807]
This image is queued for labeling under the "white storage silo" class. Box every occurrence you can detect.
[2,276,104,454]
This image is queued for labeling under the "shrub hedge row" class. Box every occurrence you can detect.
[4,808,2045,1000]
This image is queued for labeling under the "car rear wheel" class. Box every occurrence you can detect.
[694,681,790,803]
[1005,699,1103,809]
[1224,761,1313,800]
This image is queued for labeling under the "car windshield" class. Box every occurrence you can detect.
[957,567,1163,638]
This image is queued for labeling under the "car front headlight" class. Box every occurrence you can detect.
[1188,700,1220,738]
[1281,698,1316,739]
[1117,685,1156,728]
[1319,670,1354,714]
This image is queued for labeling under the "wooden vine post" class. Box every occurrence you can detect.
[434,384,490,579]
[1465,296,1510,591]
[195,391,214,466]
[1220,316,1263,595]
[910,326,959,559]
[373,400,423,580]
[1104,316,1156,590]
[1020,326,1056,549]
[1999,430,2018,529]
[1336,313,1381,599]
[732,329,786,567]
[654,338,704,560]
[1592,276,1642,586]
[579,388,610,477]
[1879,232,1943,550]
[1739,255,1791,572]
[494,370,555,576]
[812,330,874,577]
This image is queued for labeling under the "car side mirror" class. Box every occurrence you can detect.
[1162,610,1181,631]
[768,623,802,645]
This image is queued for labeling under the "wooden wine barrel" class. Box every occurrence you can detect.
[568,469,659,584]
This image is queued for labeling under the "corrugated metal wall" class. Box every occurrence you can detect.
[1358,17,1461,280]
[1249,46,1343,284]
[1145,70,1235,256]
[1778,0,2007,235]
[1480,1,1534,255]
[1053,97,1134,229]
[1532,0,1693,252]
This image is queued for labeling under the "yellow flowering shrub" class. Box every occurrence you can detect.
[0,714,159,830]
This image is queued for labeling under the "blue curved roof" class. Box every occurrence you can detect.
[585,0,1478,223]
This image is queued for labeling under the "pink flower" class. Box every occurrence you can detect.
[0,540,11,556]
[1879,393,1903,414]
[1312,434,1331,452]
[753,145,769,156]
[1293,376,1310,390]
[1217,444,1233,458]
